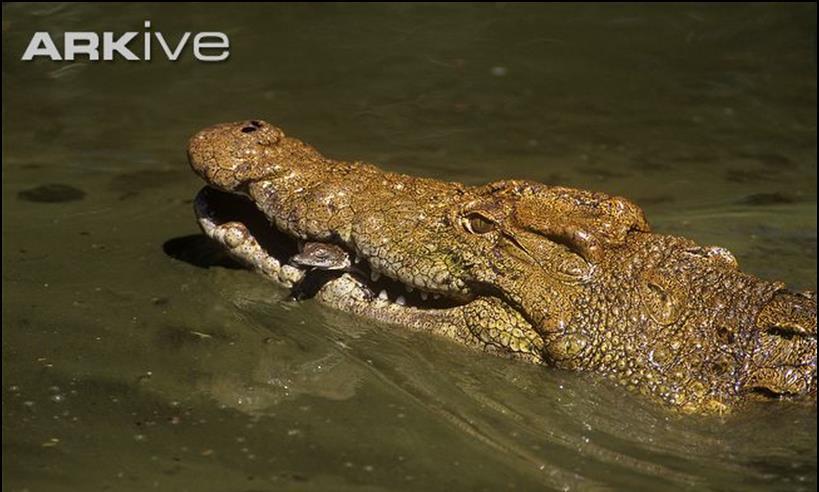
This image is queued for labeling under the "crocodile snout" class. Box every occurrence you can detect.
[187,120,284,192]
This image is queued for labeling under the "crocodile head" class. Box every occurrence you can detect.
[188,120,817,413]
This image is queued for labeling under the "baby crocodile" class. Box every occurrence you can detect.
[187,120,816,414]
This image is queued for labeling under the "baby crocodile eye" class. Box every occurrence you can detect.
[462,212,495,234]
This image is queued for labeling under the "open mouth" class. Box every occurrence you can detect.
[194,186,469,312]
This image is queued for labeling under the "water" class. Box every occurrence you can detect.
[2,3,816,491]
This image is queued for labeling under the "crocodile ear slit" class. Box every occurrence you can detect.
[541,231,593,262]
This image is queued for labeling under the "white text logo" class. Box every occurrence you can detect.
[21,21,230,62]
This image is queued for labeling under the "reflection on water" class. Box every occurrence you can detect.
[3,3,816,491]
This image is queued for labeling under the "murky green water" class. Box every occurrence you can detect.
[3,3,816,491]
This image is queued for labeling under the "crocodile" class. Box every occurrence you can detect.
[187,120,817,414]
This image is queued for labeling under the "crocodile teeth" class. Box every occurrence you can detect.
[420,292,429,301]
[378,289,389,300]
[433,294,441,300]
[406,285,414,293]
[395,296,406,306]
[371,271,381,282]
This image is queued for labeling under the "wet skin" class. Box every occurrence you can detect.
[187,120,816,414]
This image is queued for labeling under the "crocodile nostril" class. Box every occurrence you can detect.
[250,120,263,127]
[716,326,735,344]
[710,354,733,375]
[241,126,257,133]
[764,325,799,340]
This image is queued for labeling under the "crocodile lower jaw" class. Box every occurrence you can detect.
[193,186,472,317]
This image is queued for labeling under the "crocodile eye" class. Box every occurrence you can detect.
[462,212,495,234]
[639,272,686,326]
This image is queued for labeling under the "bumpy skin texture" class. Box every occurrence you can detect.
[188,120,817,413]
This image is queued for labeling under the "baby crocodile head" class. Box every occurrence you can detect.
[188,120,816,414]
